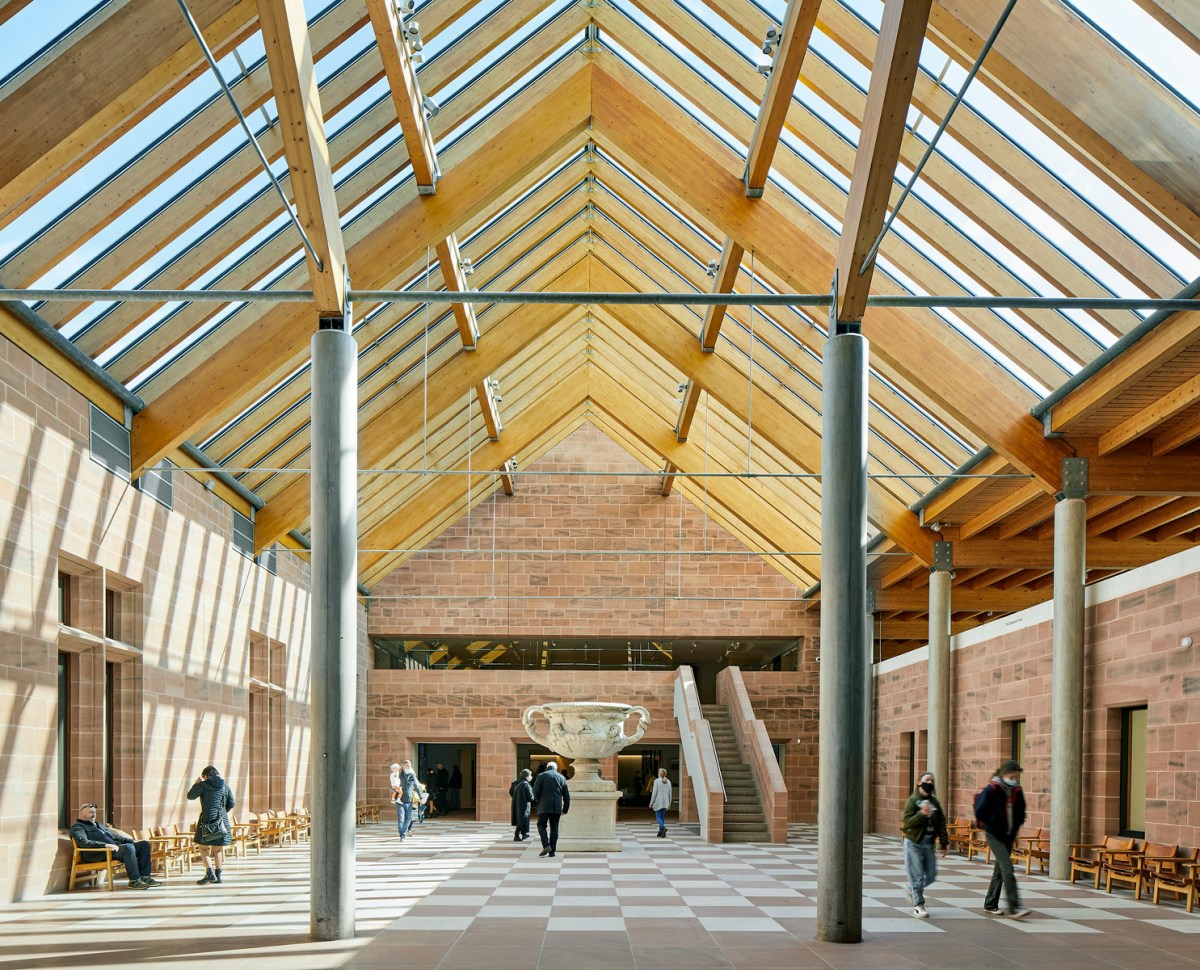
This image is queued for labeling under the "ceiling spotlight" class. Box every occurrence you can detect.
[396,0,416,13]
[422,94,440,118]
[755,54,773,77]
[406,21,423,53]
[706,259,719,277]
[676,381,688,394]
[762,26,781,56]
[460,256,475,275]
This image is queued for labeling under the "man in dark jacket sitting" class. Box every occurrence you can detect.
[69,803,161,889]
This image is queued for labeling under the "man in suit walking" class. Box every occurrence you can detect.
[532,761,570,857]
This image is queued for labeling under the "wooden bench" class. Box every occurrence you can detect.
[67,837,117,891]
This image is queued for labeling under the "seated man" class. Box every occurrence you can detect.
[69,803,161,889]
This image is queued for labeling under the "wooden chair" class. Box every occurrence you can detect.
[966,826,993,864]
[1107,841,1177,899]
[288,807,310,842]
[946,819,973,857]
[257,810,292,846]
[68,838,117,891]
[1068,835,1136,888]
[136,828,188,877]
[1149,848,1200,912]
[1013,828,1050,875]
[230,815,261,857]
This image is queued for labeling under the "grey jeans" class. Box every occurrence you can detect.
[984,833,1022,911]
[903,838,937,906]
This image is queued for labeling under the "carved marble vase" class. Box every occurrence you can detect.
[522,702,650,852]
[522,702,650,789]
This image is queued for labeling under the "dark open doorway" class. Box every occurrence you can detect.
[415,742,476,818]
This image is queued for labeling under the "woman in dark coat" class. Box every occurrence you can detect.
[188,764,234,885]
[509,769,534,842]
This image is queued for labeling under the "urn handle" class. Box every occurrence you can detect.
[618,706,650,749]
[522,705,548,745]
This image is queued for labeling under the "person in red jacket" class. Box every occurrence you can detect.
[973,759,1031,919]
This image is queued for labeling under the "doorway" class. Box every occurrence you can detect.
[415,742,476,817]
[617,744,680,815]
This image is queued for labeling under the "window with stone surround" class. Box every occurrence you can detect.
[248,633,287,811]
[57,556,144,828]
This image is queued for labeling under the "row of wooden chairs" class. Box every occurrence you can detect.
[356,802,380,824]
[1070,836,1200,910]
[919,818,1200,913]
[68,809,310,890]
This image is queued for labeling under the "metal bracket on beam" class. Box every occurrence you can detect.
[1058,457,1088,501]
[829,270,861,336]
[1041,409,1066,438]
[931,540,953,573]
[865,587,876,614]
[743,163,765,199]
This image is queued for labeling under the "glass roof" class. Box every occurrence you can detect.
[0,0,1196,575]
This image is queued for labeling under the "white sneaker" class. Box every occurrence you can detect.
[913,904,929,918]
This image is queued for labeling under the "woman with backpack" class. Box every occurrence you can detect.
[901,771,948,918]
[973,759,1031,919]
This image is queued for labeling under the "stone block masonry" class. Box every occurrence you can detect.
[0,333,343,903]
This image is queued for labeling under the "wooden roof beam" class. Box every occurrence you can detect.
[1089,453,1200,496]
[0,0,259,227]
[698,238,745,352]
[255,0,346,316]
[743,0,821,197]
[130,58,592,480]
[476,376,503,442]
[660,462,677,497]
[1047,307,1200,433]
[872,586,1044,613]
[1098,372,1200,455]
[674,378,702,441]
[500,459,517,496]
[588,261,935,563]
[435,234,480,348]
[588,58,1070,491]
[833,0,933,323]
[957,481,1042,540]
[954,537,1195,570]
[365,0,439,193]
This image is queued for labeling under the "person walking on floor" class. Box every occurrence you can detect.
[448,765,463,813]
[974,759,1031,919]
[510,769,534,842]
[649,767,672,839]
[902,771,948,918]
[391,760,420,841]
[532,761,570,857]
[188,765,234,885]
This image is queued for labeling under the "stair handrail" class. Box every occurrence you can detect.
[674,667,726,842]
[716,667,789,843]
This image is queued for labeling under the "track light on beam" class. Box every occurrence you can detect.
[422,94,440,118]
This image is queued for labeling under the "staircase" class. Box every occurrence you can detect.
[702,703,771,842]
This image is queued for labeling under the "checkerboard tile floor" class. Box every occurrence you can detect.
[3,822,1200,969]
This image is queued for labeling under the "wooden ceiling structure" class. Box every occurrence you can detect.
[1,0,1198,660]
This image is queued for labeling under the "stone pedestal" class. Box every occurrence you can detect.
[556,781,621,852]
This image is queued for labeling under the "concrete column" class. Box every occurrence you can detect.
[927,557,951,795]
[863,606,875,831]
[817,330,868,944]
[309,320,358,940]
[1049,473,1086,880]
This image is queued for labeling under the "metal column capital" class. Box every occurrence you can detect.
[931,540,953,573]
[1058,457,1088,501]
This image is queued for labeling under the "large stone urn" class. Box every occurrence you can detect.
[523,702,650,852]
